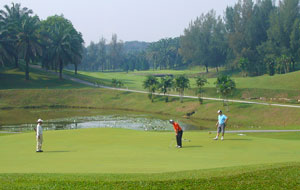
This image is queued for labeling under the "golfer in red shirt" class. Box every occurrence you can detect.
[169,120,183,148]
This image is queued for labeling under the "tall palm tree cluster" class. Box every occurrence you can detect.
[0,3,84,80]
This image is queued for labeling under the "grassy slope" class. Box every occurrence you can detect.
[3,88,300,129]
[1,128,300,173]
[0,165,300,190]
[2,88,300,129]
[207,71,300,90]
[1,66,300,129]
[0,67,87,89]
[66,69,300,100]
[1,164,300,190]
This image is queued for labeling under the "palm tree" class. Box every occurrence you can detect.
[69,31,84,75]
[49,24,73,80]
[0,20,15,67]
[112,78,124,88]
[17,16,42,80]
[41,15,83,79]
[159,76,173,102]
[195,76,208,104]
[0,3,33,68]
[215,75,236,110]
[143,75,159,102]
[175,75,190,103]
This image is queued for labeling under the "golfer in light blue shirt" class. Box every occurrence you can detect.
[214,110,228,141]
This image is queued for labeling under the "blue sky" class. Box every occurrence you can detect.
[1,0,238,44]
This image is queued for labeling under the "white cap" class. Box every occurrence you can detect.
[37,119,43,123]
[217,110,222,113]
[169,119,174,123]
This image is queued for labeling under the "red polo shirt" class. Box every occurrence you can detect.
[172,122,182,133]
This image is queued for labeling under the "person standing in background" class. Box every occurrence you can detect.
[214,110,228,141]
[36,119,43,152]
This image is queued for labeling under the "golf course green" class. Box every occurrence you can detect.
[1,68,300,189]
[1,128,300,173]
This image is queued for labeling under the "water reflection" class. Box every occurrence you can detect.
[0,115,198,132]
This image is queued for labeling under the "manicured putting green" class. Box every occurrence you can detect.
[1,128,300,173]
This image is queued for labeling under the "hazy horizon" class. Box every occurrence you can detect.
[1,0,238,44]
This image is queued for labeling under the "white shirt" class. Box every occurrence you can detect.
[36,124,43,136]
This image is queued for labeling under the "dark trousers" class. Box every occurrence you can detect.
[176,130,183,146]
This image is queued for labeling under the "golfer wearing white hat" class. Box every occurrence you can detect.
[36,119,43,152]
[214,110,228,141]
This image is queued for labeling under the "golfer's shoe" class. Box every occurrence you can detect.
[221,137,224,141]
[213,137,218,140]
[177,146,182,148]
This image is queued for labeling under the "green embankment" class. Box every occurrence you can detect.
[2,66,300,129]
[2,88,300,129]
[1,165,300,190]
[0,67,87,89]
[65,69,300,100]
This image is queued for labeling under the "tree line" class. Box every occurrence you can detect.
[2,1,300,78]
[81,0,300,76]
[180,0,300,76]
[77,36,185,72]
[0,3,84,80]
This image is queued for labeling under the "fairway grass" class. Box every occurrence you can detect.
[1,128,300,173]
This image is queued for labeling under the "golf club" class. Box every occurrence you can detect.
[168,139,176,148]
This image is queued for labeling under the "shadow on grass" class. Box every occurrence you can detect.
[183,145,202,148]
[122,91,132,95]
[44,151,71,153]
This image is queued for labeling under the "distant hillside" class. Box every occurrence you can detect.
[123,41,150,53]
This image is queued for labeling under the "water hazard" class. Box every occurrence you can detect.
[0,114,198,132]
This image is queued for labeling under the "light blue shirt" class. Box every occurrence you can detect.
[218,114,227,125]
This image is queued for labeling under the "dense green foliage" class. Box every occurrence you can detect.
[78,37,183,72]
[39,15,84,78]
[3,1,300,77]
[143,75,159,102]
[0,3,84,80]
[181,0,300,76]
[0,3,33,68]
[180,10,227,73]
[174,75,190,103]
[77,0,300,77]
[195,76,208,104]
[159,76,174,102]
[111,78,124,88]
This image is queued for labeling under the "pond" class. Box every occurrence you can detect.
[0,114,199,132]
